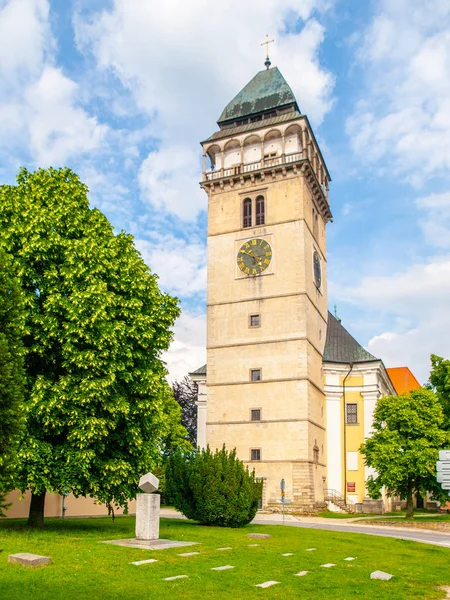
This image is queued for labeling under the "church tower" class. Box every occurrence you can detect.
[200,63,332,511]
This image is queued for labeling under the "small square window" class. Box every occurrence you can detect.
[251,448,261,461]
[251,409,261,421]
[249,314,260,328]
[250,369,261,382]
[346,403,358,424]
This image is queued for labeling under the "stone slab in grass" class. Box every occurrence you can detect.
[8,553,51,568]
[256,581,280,588]
[164,575,188,581]
[295,571,309,577]
[103,538,197,551]
[217,547,233,551]
[282,553,293,557]
[305,548,316,551]
[321,563,336,568]
[248,533,271,539]
[248,544,260,547]
[178,552,200,557]
[371,570,393,581]
[211,565,235,571]
[131,559,158,566]
[344,557,356,561]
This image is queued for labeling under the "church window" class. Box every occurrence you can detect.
[249,314,260,328]
[251,409,261,421]
[346,403,358,424]
[250,369,261,382]
[243,198,252,228]
[255,196,265,225]
[251,448,261,461]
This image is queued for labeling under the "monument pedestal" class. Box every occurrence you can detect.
[136,493,160,540]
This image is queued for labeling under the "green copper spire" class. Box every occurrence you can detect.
[218,67,299,125]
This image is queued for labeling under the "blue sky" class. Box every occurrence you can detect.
[1,0,450,383]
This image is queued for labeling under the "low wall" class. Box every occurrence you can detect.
[4,489,136,519]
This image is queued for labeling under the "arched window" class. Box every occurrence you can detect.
[243,198,252,228]
[256,196,265,226]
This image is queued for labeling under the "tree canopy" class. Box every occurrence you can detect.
[0,167,182,525]
[360,388,449,517]
[172,376,198,446]
[429,354,450,430]
[0,250,25,516]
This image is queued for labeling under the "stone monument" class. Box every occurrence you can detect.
[103,471,196,551]
[135,472,160,541]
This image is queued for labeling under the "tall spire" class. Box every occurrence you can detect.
[260,34,274,70]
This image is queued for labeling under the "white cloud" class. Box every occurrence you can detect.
[26,66,106,165]
[163,309,206,383]
[138,145,205,221]
[75,0,335,220]
[346,0,450,184]
[0,0,51,83]
[416,192,450,248]
[335,257,450,382]
[135,234,206,298]
[0,1,107,167]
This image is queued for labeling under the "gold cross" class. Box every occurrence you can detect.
[261,34,275,60]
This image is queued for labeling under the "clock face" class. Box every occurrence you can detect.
[237,238,272,276]
[313,250,321,288]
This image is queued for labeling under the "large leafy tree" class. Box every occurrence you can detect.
[0,167,181,527]
[0,250,25,516]
[172,376,198,446]
[429,354,450,430]
[360,388,449,518]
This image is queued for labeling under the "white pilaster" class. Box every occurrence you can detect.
[326,391,342,494]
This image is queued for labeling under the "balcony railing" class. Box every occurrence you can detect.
[205,152,303,181]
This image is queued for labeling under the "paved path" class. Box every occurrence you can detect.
[160,508,450,549]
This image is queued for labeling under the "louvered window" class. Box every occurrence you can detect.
[243,198,252,228]
[255,196,265,225]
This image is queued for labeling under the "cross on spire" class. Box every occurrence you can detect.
[261,35,274,69]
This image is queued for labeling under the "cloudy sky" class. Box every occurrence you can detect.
[1,0,449,384]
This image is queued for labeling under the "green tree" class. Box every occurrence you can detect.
[0,167,181,527]
[429,354,450,430]
[165,445,262,527]
[360,388,449,518]
[172,376,198,445]
[0,250,25,516]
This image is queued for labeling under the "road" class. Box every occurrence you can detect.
[160,508,450,549]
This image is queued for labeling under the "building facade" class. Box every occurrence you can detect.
[198,65,332,511]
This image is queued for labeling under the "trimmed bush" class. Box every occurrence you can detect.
[165,445,262,527]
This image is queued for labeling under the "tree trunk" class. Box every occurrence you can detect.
[28,491,46,528]
[406,486,414,519]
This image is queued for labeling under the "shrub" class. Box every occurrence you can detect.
[165,445,262,527]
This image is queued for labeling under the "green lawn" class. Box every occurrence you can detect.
[0,517,449,599]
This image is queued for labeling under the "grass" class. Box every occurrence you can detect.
[0,516,449,599]
[317,510,450,520]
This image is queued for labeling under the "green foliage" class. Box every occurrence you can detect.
[360,388,449,516]
[0,167,181,512]
[172,376,198,445]
[0,250,26,515]
[429,354,450,429]
[165,445,262,527]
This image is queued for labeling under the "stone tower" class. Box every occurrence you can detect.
[200,65,332,511]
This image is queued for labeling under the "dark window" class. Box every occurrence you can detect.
[313,447,319,464]
[250,369,261,382]
[346,403,358,424]
[249,314,260,327]
[256,196,265,225]
[251,409,261,421]
[251,448,261,461]
[243,198,252,228]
